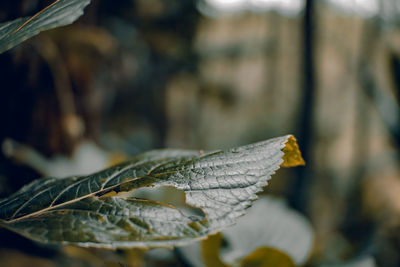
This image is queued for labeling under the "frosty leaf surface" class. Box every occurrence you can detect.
[0,135,304,248]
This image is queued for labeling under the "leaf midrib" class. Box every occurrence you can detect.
[5,166,201,224]
[5,146,273,224]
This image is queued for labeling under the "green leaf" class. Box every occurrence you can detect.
[0,0,91,54]
[0,135,304,248]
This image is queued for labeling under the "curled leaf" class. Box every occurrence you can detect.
[0,135,304,248]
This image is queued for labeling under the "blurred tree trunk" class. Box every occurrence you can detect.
[389,53,400,151]
[289,0,315,213]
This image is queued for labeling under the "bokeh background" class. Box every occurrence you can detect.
[0,0,399,266]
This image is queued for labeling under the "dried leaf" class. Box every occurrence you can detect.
[240,247,295,267]
[202,233,229,267]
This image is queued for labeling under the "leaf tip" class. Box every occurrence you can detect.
[281,135,305,167]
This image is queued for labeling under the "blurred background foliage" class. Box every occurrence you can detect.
[0,0,399,266]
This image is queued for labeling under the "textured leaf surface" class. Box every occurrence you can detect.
[0,135,304,248]
[0,0,91,54]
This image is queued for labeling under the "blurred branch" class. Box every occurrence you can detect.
[390,53,400,103]
[33,35,85,147]
[289,0,315,212]
[358,61,400,146]
[341,18,400,263]
[34,35,76,118]
[339,21,377,254]
[357,21,400,150]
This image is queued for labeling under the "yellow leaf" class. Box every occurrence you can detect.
[241,247,296,267]
[202,233,229,267]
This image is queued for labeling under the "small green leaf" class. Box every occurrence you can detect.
[0,135,304,248]
[0,0,91,54]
